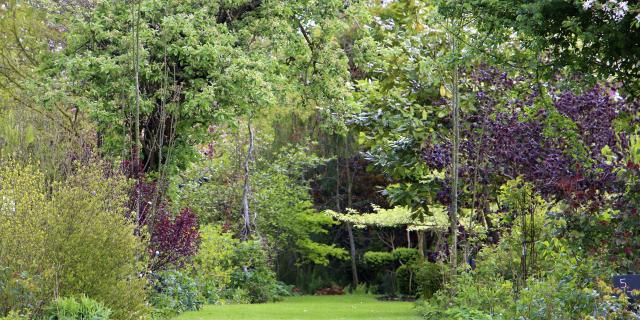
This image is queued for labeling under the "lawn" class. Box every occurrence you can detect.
[174,294,421,320]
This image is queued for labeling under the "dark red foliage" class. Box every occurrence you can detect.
[149,207,200,270]
[416,67,640,268]
[127,179,157,228]
[121,146,145,179]
[122,157,199,271]
[422,68,637,209]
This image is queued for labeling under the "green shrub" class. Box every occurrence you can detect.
[0,310,29,319]
[397,260,444,297]
[0,269,40,316]
[392,248,420,264]
[191,225,236,304]
[344,283,369,295]
[395,265,415,296]
[304,270,332,294]
[229,241,289,303]
[366,248,424,296]
[44,296,112,320]
[418,211,637,319]
[223,288,251,305]
[363,251,395,267]
[414,262,445,299]
[150,270,204,315]
[418,302,492,320]
[0,162,148,319]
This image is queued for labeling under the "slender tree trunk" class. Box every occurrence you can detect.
[346,223,358,290]
[521,208,527,287]
[417,230,425,258]
[133,0,141,164]
[449,35,460,273]
[130,0,143,232]
[345,147,359,291]
[530,205,536,276]
[240,120,255,242]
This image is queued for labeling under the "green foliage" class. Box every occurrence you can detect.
[0,108,86,181]
[228,241,290,304]
[392,248,420,264]
[191,225,236,303]
[223,288,252,305]
[0,161,147,319]
[396,258,444,297]
[327,205,449,232]
[414,262,445,299]
[418,210,637,319]
[302,270,335,295]
[418,304,492,320]
[150,270,204,316]
[444,0,640,96]
[176,136,243,225]
[395,265,415,296]
[0,311,29,320]
[179,141,346,266]
[0,268,39,317]
[254,144,346,265]
[363,251,395,268]
[50,0,353,171]
[364,248,421,269]
[44,296,112,320]
[344,283,370,295]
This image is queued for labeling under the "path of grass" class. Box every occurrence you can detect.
[174,294,420,320]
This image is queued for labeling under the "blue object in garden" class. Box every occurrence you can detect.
[612,274,640,300]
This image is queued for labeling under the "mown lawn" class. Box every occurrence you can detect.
[174,294,420,320]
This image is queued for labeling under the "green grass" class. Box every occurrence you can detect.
[174,294,420,320]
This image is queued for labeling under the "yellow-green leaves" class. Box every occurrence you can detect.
[0,162,147,319]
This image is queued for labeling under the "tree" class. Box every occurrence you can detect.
[444,0,640,96]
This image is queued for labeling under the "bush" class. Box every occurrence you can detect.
[229,241,289,303]
[344,283,370,295]
[392,248,420,264]
[418,212,638,319]
[363,251,395,267]
[395,265,415,296]
[0,268,40,316]
[397,260,444,297]
[191,225,236,303]
[44,296,112,320]
[418,303,492,320]
[0,162,148,319]
[366,248,424,296]
[150,270,204,316]
[414,262,445,299]
[0,310,29,320]
[223,288,251,305]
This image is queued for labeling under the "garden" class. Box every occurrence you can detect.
[1,0,640,319]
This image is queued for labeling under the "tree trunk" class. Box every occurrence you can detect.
[449,47,460,273]
[132,0,141,164]
[240,120,254,242]
[345,148,359,291]
[521,208,527,287]
[417,230,425,258]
